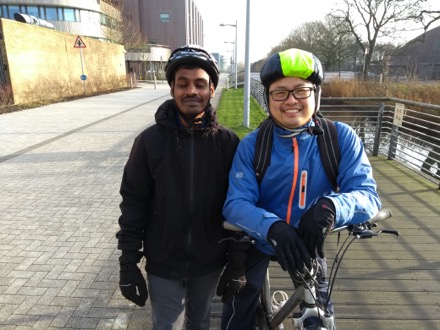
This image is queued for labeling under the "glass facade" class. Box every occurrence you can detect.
[0,3,114,25]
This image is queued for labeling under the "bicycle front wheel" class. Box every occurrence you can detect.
[254,302,269,330]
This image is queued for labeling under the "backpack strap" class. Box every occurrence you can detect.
[253,117,275,184]
[316,117,340,192]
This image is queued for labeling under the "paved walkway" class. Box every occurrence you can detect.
[0,73,228,330]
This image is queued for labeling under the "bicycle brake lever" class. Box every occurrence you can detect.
[351,223,375,238]
[377,229,399,236]
[356,230,376,239]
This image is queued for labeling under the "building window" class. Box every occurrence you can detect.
[57,8,64,20]
[26,6,39,17]
[45,7,57,20]
[64,8,75,22]
[160,13,170,22]
[8,5,19,18]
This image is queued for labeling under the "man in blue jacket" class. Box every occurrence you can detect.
[220,48,381,329]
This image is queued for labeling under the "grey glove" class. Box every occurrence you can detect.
[119,263,148,307]
[267,221,311,277]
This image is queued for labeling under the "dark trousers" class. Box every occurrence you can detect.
[148,267,222,330]
[220,246,334,330]
[221,246,270,330]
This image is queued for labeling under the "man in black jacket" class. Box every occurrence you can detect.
[116,45,244,329]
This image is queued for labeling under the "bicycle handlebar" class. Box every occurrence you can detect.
[223,221,242,232]
[223,208,394,234]
[331,208,393,233]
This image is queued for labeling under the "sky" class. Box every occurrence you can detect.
[193,0,439,64]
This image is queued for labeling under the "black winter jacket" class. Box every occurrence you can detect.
[116,99,240,280]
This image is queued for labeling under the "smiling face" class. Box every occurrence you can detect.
[171,67,215,123]
[268,76,316,129]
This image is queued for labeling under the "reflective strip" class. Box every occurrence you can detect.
[299,170,307,209]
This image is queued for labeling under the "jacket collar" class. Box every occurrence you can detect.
[154,99,219,134]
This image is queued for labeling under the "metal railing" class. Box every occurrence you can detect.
[250,78,440,189]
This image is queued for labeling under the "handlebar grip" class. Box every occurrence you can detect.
[223,221,242,232]
[367,209,393,225]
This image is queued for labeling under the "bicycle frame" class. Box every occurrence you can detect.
[254,208,396,330]
[261,270,334,330]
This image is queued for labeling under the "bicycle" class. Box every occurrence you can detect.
[223,209,399,330]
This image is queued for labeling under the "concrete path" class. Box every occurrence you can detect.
[0,74,227,329]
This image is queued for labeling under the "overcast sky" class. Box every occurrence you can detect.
[193,0,439,63]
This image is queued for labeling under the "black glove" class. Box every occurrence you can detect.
[119,263,148,307]
[216,232,250,303]
[298,198,336,258]
[267,221,311,277]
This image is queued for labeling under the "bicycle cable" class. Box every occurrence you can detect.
[325,233,359,308]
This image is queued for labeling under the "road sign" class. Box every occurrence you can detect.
[80,74,87,81]
[74,35,86,48]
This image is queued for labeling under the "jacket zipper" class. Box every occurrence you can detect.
[286,137,299,224]
[184,127,195,285]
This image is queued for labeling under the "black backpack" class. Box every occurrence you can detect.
[253,117,341,192]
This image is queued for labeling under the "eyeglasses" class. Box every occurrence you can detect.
[269,87,315,101]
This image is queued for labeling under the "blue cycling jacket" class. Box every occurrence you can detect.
[222,119,381,255]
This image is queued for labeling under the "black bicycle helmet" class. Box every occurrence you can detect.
[260,48,323,87]
[165,44,220,88]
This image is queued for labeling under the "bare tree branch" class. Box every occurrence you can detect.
[329,0,426,78]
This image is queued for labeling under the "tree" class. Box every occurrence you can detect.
[269,21,325,57]
[330,0,427,79]
[268,17,357,72]
[418,9,440,32]
[100,0,147,50]
[318,15,358,72]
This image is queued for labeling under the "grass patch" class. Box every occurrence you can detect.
[216,87,268,139]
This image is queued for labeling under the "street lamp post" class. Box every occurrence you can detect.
[243,0,251,128]
[224,42,235,85]
[219,20,238,89]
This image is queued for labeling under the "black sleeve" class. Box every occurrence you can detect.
[116,132,153,259]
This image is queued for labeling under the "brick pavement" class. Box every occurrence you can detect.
[0,76,227,329]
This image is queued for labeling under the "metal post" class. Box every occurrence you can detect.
[388,125,399,160]
[234,19,238,89]
[220,22,238,90]
[79,48,86,95]
[243,0,251,128]
[372,103,385,156]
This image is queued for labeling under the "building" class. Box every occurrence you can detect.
[120,0,205,80]
[122,0,204,51]
[0,0,122,42]
[391,26,440,81]
[0,0,208,98]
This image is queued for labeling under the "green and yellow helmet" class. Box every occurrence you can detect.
[260,48,323,113]
[260,48,323,87]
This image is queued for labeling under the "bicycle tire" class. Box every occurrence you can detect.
[254,302,270,330]
[255,270,272,330]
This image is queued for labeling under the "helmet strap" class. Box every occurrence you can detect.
[314,85,321,114]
